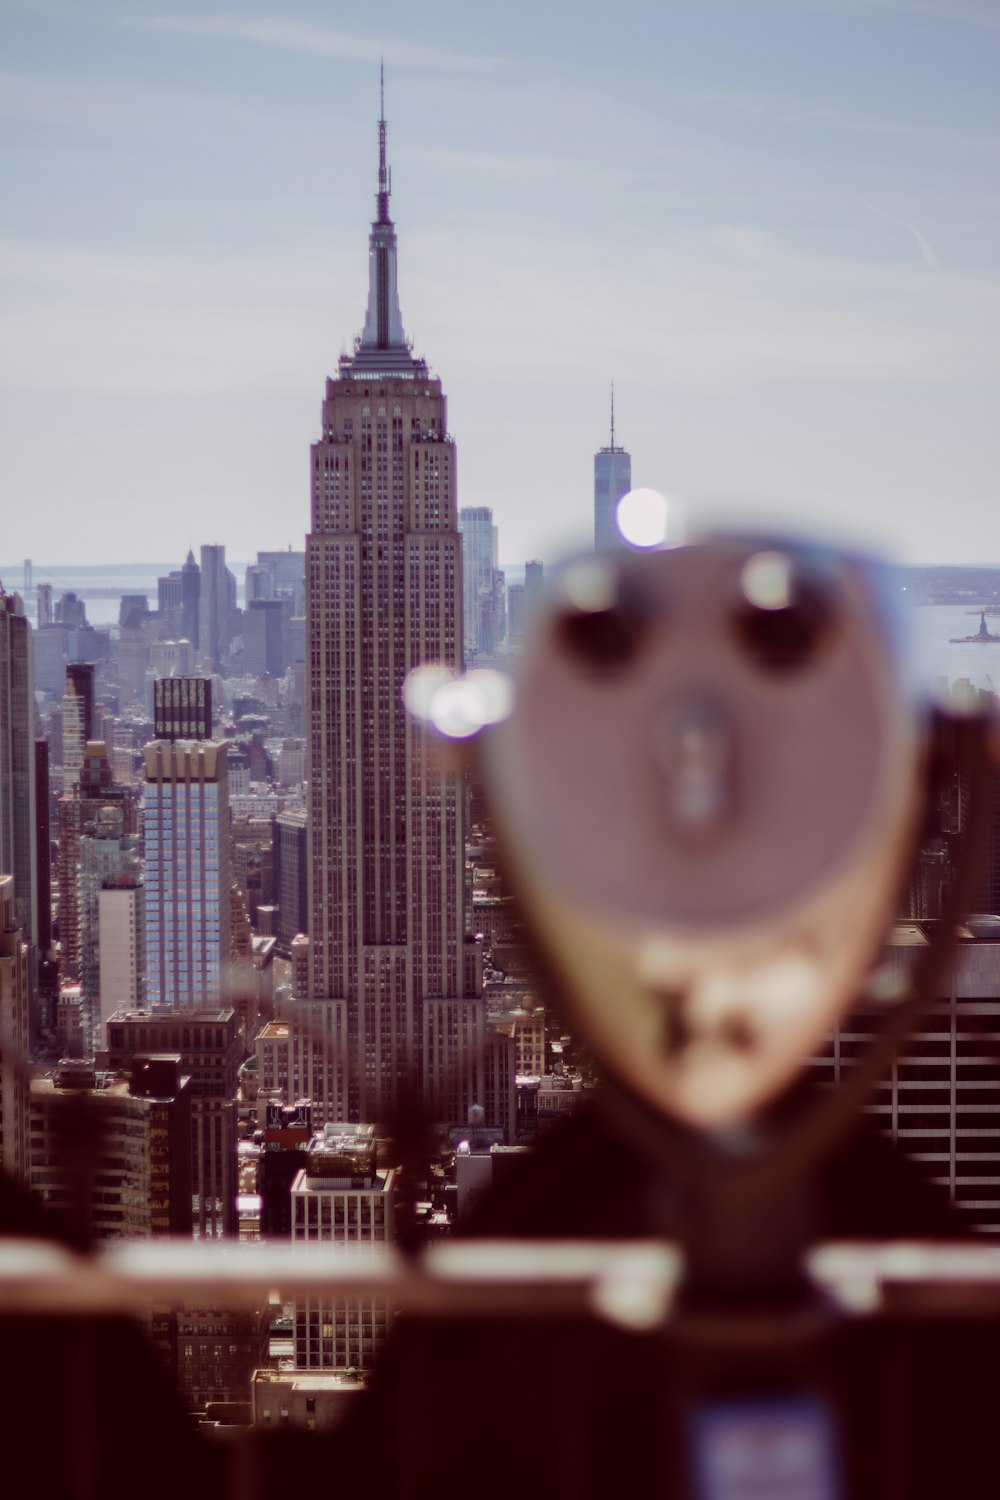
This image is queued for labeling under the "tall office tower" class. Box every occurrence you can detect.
[245,597,289,677]
[199,544,234,674]
[117,604,150,703]
[458,506,496,658]
[506,583,526,647]
[158,568,184,617]
[594,387,632,553]
[36,582,53,629]
[249,549,307,617]
[34,738,58,1026]
[156,568,185,642]
[508,557,545,650]
[0,875,30,1185]
[273,809,308,955]
[34,741,51,958]
[181,549,201,647]
[55,592,88,630]
[106,1007,242,1238]
[57,741,137,983]
[63,661,95,781]
[291,1124,394,1370]
[487,567,506,655]
[144,741,231,1011]
[525,559,544,607]
[305,90,486,1126]
[0,588,38,947]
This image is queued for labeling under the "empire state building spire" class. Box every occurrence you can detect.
[351,66,415,370]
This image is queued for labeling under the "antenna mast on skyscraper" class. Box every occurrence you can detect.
[377,59,390,222]
[610,382,616,452]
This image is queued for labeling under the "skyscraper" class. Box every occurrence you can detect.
[143,740,231,1012]
[458,506,496,658]
[57,740,137,986]
[0,875,30,1186]
[199,544,234,674]
[63,661,95,783]
[77,803,142,1041]
[594,386,632,553]
[304,84,485,1125]
[181,549,201,648]
[0,587,37,948]
[106,1006,242,1239]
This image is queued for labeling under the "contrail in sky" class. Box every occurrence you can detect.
[863,202,942,271]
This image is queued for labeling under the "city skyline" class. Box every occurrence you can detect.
[2,1,999,570]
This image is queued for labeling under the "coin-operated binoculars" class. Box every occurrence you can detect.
[406,527,1000,1497]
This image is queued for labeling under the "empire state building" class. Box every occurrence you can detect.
[303,93,494,1127]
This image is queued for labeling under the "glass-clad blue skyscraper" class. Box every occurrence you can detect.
[144,740,230,1010]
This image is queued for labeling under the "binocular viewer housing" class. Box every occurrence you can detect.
[408,532,1000,1136]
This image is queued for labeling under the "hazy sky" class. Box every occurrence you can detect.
[2,0,999,570]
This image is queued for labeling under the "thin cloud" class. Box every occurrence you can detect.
[142,15,499,73]
[863,203,941,272]
[759,0,1000,28]
[690,87,999,155]
[409,148,567,182]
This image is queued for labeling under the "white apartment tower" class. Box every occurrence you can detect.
[305,84,485,1124]
[291,1125,394,1370]
[98,884,145,1035]
[144,741,231,1010]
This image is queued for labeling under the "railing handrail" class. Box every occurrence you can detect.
[4,1237,1000,1324]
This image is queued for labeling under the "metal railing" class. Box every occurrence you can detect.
[5,1236,1000,1321]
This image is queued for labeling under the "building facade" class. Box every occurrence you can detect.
[106,1006,242,1238]
[304,96,486,1126]
[77,804,142,1024]
[813,925,1000,1234]
[98,884,145,1031]
[62,661,95,784]
[291,1125,394,1370]
[0,588,37,950]
[458,506,496,658]
[199,545,234,675]
[144,740,231,1012]
[0,876,30,1185]
[57,740,137,987]
[273,809,308,955]
[593,394,632,553]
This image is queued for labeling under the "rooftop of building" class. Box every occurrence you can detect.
[252,1369,365,1391]
[889,918,1000,946]
[108,1005,237,1024]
